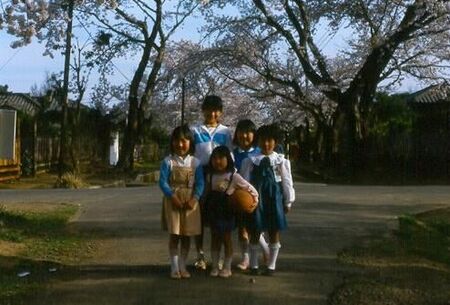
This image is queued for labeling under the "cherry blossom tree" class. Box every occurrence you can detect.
[76,0,203,171]
[201,0,450,173]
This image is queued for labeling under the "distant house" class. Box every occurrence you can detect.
[408,83,450,180]
[0,90,42,180]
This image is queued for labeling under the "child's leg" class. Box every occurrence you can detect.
[259,233,270,264]
[210,230,221,276]
[249,230,261,273]
[266,230,281,274]
[169,234,181,278]
[194,211,206,270]
[237,226,249,270]
[219,230,233,278]
[179,236,191,278]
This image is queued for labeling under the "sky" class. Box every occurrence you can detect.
[0,7,423,100]
[0,13,204,96]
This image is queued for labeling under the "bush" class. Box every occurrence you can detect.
[54,173,85,189]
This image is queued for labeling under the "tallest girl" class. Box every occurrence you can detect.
[190,95,233,270]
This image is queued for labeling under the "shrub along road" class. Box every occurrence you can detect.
[1,184,450,305]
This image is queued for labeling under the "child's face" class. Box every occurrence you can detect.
[236,130,255,151]
[172,137,191,157]
[211,155,228,172]
[202,108,222,126]
[259,137,276,155]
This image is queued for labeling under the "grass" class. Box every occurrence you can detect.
[0,160,161,189]
[330,207,450,305]
[0,203,93,302]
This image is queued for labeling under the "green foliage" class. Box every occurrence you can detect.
[369,93,415,138]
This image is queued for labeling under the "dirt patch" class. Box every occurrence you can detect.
[330,207,450,305]
[0,240,25,256]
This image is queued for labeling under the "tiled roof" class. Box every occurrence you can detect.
[0,93,41,116]
[409,83,450,104]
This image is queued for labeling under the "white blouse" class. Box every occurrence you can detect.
[240,152,295,207]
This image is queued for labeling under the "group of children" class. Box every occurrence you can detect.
[158,95,295,279]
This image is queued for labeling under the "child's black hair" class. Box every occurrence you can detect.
[209,145,235,173]
[170,124,195,155]
[256,124,281,144]
[233,119,257,146]
[201,95,223,111]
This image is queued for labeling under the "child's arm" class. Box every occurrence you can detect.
[193,164,204,200]
[159,159,183,209]
[159,159,173,198]
[280,159,295,211]
[229,173,259,204]
[186,164,204,210]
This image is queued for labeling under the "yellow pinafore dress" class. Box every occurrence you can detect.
[162,158,201,236]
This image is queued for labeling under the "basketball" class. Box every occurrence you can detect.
[230,189,257,214]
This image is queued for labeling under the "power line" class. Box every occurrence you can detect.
[0,48,21,72]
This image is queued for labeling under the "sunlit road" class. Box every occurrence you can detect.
[2,184,449,305]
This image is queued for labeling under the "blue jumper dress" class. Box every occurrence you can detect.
[246,157,287,232]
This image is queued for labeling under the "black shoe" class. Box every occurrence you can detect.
[249,268,260,276]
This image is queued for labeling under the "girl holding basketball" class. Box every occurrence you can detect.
[232,119,269,271]
[159,125,204,279]
[204,146,258,278]
[241,124,295,276]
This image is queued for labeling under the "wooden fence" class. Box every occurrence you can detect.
[0,138,20,181]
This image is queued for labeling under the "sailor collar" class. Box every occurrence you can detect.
[249,152,285,166]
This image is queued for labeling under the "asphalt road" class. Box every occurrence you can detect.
[2,183,450,305]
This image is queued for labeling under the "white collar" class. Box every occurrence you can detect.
[236,146,256,154]
[250,151,284,166]
[171,154,191,164]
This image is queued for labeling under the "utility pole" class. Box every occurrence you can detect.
[59,0,74,177]
[181,77,186,125]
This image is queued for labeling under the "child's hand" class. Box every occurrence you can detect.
[284,205,291,214]
[185,198,197,210]
[171,195,183,209]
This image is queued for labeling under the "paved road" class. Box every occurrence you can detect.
[2,184,450,305]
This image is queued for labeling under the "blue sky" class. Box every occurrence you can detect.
[0,13,204,96]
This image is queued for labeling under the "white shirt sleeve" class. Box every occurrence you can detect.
[280,159,295,207]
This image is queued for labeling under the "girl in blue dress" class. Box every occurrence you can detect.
[241,124,295,275]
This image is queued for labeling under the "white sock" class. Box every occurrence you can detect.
[224,256,232,271]
[259,234,269,258]
[249,244,259,269]
[211,251,220,270]
[240,240,249,262]
[179,249,188,272]
[267,242,281,270]
[170,255,179,273]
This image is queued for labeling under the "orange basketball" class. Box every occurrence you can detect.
[230,189,257,214]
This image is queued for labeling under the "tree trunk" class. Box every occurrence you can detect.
[118,95,139,171]
[332,94,362,178]
[58,0,74,177]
